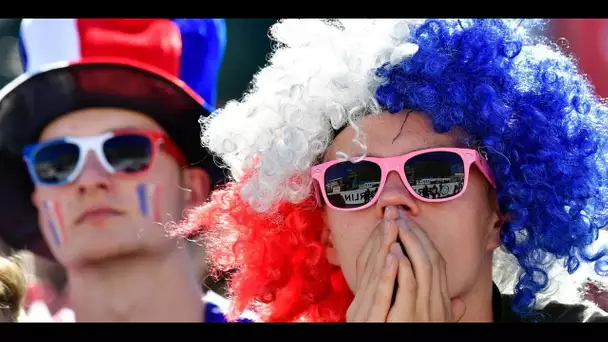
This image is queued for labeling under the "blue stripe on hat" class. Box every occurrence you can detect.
[172,18,227,112]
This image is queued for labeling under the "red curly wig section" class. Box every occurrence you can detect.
[174,171,354,322]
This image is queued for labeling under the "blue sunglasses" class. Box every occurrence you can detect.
[23,128,185,186]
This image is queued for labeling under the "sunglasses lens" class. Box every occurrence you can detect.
[404,151,465,200]
[33,142,80,185]
[103,134,153,174]
[323,160,381,209]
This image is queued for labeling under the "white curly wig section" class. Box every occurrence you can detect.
[493,230,608,307]
[200,19,426,212]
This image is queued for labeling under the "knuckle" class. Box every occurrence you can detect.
[420,257,433,272]
[370,260,383,282]
[401,272,417,293]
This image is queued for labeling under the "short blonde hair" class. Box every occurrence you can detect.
[0,256,27,322]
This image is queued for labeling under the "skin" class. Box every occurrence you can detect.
[322,111,503,322]
[30,107,210,322]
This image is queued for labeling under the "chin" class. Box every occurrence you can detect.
[53,220,176,267]
[57,234,148,268]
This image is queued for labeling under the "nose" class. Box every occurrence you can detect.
[74,151,112,196]
[374,171,420,219]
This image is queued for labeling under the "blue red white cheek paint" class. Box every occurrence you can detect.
[42,200,66,247]
[136,183,162,222]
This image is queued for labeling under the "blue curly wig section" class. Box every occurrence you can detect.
[374,19,608,319]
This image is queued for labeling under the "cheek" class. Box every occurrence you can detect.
[147,154,181,184]
[33,186,72,253]
[324,208,377,289]
[139,156,184,214]
[421,183,494,293]
[33,186,73,224]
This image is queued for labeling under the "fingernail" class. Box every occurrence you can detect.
[385,254,394,269]
[391,242,405,255]
[398,209,407,219]
[384,206,393,221]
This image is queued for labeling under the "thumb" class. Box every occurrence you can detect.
[450,297,466,322]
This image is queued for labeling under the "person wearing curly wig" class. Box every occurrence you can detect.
[175,19,608,322]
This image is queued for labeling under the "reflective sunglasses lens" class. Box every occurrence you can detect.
[323,160,382,209]
[33,142,80,185]
[404,151,465,200]
[103,134,153,174]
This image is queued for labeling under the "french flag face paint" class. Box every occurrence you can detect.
[137,183,162,222]
[42,200,66,247]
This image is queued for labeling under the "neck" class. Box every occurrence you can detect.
[67,247,203,322]
[458,257,495,322]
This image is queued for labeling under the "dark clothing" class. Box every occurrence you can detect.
[204,286,608,323]
[492,283,608,322]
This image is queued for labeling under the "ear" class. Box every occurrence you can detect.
[321,224,340,266]
[485,190,503,251]
[31,189,41,209]
[486,213,503,251]
[182,168,212,208]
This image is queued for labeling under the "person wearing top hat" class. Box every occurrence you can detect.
[0,18,253,322]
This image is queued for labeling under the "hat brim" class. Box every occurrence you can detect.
[0,58,226,260]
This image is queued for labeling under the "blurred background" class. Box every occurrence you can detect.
[1,19,608,102]
[0,18,281,106]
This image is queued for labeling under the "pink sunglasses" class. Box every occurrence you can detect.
[310,147,496,211]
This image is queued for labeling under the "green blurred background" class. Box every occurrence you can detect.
[0,18,280,106]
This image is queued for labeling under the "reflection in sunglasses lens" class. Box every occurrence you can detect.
[324,160,382,209]
[34,142,80,184]
[104,135,152,173]
[405,152,465,200]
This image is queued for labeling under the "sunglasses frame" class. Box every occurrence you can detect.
[310,147,496,212]
[22,128,186,187]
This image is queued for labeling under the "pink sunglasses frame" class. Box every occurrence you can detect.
[310,147,497,211]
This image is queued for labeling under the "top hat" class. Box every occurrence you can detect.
[0,18,227,259]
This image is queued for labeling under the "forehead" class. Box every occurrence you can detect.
[325,111,462,160]
[39,108,166,141]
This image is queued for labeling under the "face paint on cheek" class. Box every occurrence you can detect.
[137,183,162,222]
[42,200,66,247]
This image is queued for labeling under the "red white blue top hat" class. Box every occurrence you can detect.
[0,18,227,258]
